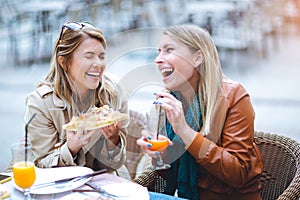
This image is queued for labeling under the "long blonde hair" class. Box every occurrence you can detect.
[164,24,223,135]
[42,22,124,115]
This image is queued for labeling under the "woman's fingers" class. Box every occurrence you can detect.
[101,123,121,147]
[101,123,119,136]
[136,136,166,158]
[67,128,93,144]
[80,130,93,143]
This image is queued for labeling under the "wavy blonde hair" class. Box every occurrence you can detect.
[164,24,223,135]
[42,23,124,115]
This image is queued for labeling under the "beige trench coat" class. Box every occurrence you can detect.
[25,82,129,173]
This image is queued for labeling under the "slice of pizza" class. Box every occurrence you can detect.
[63,105,129,131]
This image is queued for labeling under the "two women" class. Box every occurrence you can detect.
[24,21,262,199]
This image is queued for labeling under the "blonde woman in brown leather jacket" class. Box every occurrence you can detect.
[24,22,129,172]
[137,24,263,200]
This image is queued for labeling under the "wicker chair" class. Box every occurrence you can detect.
[134,131,300,200]
[255,131,300,200]
[125,110,147,179]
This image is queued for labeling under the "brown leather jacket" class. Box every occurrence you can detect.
[188,78,263,199]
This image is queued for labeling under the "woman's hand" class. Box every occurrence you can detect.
[136,129,173,158]
[101,123,120,150]
[66,128,93,156]
[154,92,189,137]
[153,92,199,147]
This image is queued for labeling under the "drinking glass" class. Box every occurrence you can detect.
[11,142,36,200]
[145,107,171,170]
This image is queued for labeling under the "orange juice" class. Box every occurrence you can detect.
[147,136,169,151]
[13,161,36,189]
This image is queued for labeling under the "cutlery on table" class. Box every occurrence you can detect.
[31,169,107,190]
[85,182,119,197]
[73,181,127,198]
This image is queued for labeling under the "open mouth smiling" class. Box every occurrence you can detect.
[86,72,100,77]
[161,68,174,78]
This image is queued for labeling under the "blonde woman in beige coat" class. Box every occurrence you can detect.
[24,22,129,172]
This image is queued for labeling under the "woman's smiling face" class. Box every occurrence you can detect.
[68,37,106,97]
[155,34,199,92]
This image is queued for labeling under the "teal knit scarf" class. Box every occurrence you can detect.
[163,91,202,200]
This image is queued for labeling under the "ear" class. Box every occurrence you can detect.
[193,50,204,68]
[57,56,67,71]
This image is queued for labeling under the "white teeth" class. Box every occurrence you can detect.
[87,72,100,77]
[161,68,174,77]
[161,68,173,73]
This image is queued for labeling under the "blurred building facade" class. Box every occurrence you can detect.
[0,0,299,67]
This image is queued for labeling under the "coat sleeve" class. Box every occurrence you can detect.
[91,81,129,171]
[25,89,76,168]
[187,83,263,190]
[94,132,127,172]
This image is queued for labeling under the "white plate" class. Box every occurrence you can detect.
[14,166,93,194]
[102,182,150,200]
[60,193,91,200]
[61,182,150,200]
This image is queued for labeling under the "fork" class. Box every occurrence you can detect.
[31,177,84,190]
[86,182,120,198]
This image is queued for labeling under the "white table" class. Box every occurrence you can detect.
[1,167,149,199]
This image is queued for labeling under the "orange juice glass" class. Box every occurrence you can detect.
[146,135,169,151]
[146,107,171,170]
[13,161,36,189]
[11,141,36,199]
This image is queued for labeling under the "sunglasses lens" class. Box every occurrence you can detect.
[81,22,95,29]
[58,22,95,43]
[64,22,82,31]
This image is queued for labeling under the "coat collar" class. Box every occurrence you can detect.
[36,83,66,108]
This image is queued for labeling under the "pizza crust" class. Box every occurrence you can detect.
[63,105,129,131]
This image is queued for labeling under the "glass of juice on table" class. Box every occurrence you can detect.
[11,141,36,200]
[146,107,171,170]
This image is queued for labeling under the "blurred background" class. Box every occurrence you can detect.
[0,0,299,172]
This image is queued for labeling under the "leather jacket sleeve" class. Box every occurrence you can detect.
[187,81,263,194]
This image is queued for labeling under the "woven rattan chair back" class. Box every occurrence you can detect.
[125,110,147,179]
[254,131,300,200]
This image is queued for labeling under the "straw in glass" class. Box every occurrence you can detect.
[25,113,36,165]
[156,106,162,140]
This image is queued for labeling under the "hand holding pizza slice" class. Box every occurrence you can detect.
[63,105,129,131]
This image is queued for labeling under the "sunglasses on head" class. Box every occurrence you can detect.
[58,21,95,42]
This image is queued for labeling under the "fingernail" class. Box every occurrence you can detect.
[147,136,152,140]
[153,101,162,105]
[147,143,152,147]
[153,93,157,95]
[155,152,160,155]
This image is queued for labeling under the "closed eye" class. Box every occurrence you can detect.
[85,52,94,59]
[98,53,105,60]
[166,48,174,52]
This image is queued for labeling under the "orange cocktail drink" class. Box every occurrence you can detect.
[13,161,36,189]
[146,135,169,151]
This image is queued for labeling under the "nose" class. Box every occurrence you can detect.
[93,57,105,68]
[154,52,164,64]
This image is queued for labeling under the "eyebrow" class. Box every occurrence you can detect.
[84,51,106,56]
[158,44,174,51]
[161,43,174,48]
